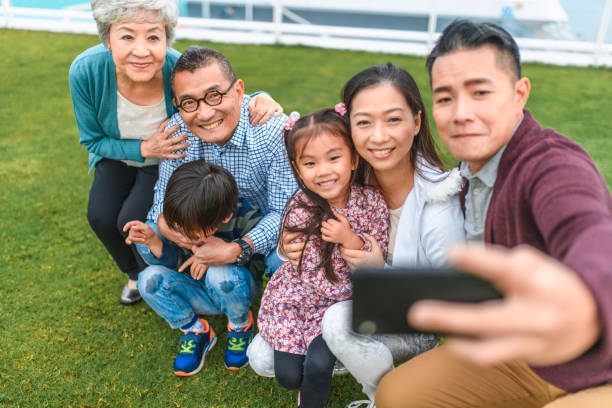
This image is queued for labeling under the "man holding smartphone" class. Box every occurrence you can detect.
[376,20,612,407]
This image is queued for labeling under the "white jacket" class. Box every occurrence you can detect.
[390,162,465,267]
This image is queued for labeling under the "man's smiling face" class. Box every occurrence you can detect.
[431,45,529,173]
[173,62,244,146]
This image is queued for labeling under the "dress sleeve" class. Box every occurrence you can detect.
[283,194,313,230]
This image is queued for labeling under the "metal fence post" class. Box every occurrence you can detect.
[595,0,612,65]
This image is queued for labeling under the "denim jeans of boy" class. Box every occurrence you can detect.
[137,251,282,329]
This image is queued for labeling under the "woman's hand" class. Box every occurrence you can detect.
[248,93,283,126]
[280,230,305,267]
[140,119,189,159]
[340,235,385,271]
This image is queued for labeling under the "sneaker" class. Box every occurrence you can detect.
[346,400,375,408]
[224,310,254,370]
[174,319,217,376]
[119,282,141,305]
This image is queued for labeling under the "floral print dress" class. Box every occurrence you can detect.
[258,185,389,355]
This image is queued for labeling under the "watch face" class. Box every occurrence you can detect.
[235,239,252,265]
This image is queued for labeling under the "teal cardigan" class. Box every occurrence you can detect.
[68,44,181,172]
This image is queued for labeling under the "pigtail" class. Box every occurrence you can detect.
[284,190,339,283]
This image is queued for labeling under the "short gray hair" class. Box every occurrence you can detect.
[91,0,179,46]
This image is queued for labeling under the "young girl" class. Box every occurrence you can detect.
[257,107,390,408]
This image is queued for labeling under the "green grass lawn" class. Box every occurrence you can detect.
[0,28,611,407]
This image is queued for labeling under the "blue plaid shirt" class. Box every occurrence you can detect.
[147,95,297,255]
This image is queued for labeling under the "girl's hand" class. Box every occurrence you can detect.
[123,220,156,245]
[140,119,189,159]
[321,211,351,244]
[280,230,305,266]
[248,93,283,126]
[340,235,385,271]
[322,211,362,249]
[179,255,209,280]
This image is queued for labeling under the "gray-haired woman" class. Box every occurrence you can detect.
[69,0,282,304]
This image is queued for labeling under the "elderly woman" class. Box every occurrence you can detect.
[69,0,281,305]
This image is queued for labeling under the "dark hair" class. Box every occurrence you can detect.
[342,62,443,179]
[284,108,357,283]
[171,45,236,89]
[426,20,521,82]
[163,160,238,240]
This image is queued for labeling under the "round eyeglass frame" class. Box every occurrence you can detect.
[176,78,237,113]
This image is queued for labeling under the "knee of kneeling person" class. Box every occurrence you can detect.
[276,368,302,390]
[375,368,422,408]
[247,335,276,378]
[375,372,401,408]
[86,206,115,232]
[304,350,335,377]
[322,301,351,346]
[205,264,249,295]
[137,266,166,296]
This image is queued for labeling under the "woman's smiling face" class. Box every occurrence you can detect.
[107,10,167,85]
[349,83,421,174]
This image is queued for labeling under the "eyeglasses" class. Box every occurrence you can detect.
[176,78,237,113]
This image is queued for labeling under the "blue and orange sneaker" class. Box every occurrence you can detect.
[174,319,217,376]
[224,310,254,370]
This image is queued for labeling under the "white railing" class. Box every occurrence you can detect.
[1,0,611,67]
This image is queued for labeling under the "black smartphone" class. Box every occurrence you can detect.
[351,267,503,334]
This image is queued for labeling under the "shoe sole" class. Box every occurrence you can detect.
[225,360,249,370]
[174,334,217,377]
[119,296,142,305]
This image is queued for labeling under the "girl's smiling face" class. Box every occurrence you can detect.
[293,132,358,208]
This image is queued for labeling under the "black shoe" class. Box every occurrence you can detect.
[120,283,142,305]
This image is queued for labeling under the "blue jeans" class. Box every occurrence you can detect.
[137,251,282,329]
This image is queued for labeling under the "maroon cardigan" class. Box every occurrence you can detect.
[466,110,612,392]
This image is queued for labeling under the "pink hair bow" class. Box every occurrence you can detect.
[334,102,347,116]
[284,111,301,131]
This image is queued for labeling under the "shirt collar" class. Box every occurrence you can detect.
[459,113,524,187]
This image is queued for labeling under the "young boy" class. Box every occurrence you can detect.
[124,159,265,376]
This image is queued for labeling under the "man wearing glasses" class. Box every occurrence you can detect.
[139,46,295,376]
